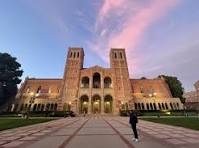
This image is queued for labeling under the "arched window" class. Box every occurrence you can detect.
[54,103,58,111]
[140,87,144,93]
[36,86,42,94]
[120,52,123,58]
[138,103,141,110]
[146,103,149,110]
[93,73,101,88]
[153,103,157,110]
[70,52,73,58]
[158,103,162,110]
[150,103,153,110]
[114,52,117,58]
[162,103,165,110]
[104,77,112,88]
[26,86,30,93]
[41,104,45,111]
[170,103,173,110]
[176,103,179,110]
[37,104,41,111]
[141,103,145,110]
[33,104,37,111]
[73,52,76,58]
[134,103,137,110]
[77,52,79,58]
[173,103,177,110]
[81,77,89,88]
[46,103,50,111]
[50,103,54,111]
[165,103,168,110]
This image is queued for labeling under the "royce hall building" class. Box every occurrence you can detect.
[14,48,183,115]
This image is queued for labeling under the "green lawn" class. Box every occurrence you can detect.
[0,118,54,131]
[141,117,199,130]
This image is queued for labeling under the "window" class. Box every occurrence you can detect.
[158,103,162,110]
[70,52,73,58]
[77,52,79,58]
[114,52,117,58]
[93,73,101,88]
[26,86,30,93]
[73,52,76,58]
[140,87,144,93]
[134,103,137,110]
[104,77,112,88]
[141,103,145,110]
[146,103,149,110]
[120,52,123,58]
[150,103,153,110]
[36,86,41,94]
[81,77,89,88]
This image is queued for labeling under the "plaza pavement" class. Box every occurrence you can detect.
[0,117,198,148]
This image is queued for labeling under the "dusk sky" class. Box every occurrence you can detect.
[0,0,199,92]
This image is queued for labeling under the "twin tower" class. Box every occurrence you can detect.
[57,47,133,114]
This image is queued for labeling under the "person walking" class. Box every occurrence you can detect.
[129,110,139,142]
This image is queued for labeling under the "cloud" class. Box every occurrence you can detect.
[89,0,180,72]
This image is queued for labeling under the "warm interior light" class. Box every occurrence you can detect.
[30,92,34,96]
[94,101,99,104]
[106,102,110,104]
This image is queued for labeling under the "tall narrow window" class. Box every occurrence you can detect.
[77,52,79,58]
[114,52,117,58]
[36,86,41,94]
[120,52,123,58]
[70,52,73,58]
[73,52,76,58]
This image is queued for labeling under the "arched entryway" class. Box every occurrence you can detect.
[104,95,113,113]
[92,95,101,113]
[79,95,89,114]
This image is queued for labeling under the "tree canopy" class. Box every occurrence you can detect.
[0,53,23,108]
[159,75,185,103]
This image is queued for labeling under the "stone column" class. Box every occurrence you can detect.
[101,98,104,115]
[88,96,92,114]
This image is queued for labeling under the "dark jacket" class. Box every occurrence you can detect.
[129,112,138,125]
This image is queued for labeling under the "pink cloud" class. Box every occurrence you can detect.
[99,0,127,18]
[90,0,180,76]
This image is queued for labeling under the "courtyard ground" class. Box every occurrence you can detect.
[0,117,198,148]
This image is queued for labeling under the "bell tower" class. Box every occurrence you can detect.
[110,48,133,112]
[58,47,84,112]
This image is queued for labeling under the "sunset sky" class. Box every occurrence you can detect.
[0,0,199,91]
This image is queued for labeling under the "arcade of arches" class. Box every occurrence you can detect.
[79,95,113,114]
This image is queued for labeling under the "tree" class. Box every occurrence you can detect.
[141,77,147,80]
[159,75,185,103]
[0,53,23,110]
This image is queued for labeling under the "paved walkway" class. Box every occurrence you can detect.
[0,117,198,148]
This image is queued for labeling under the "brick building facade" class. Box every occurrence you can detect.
[13,47,183,115]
